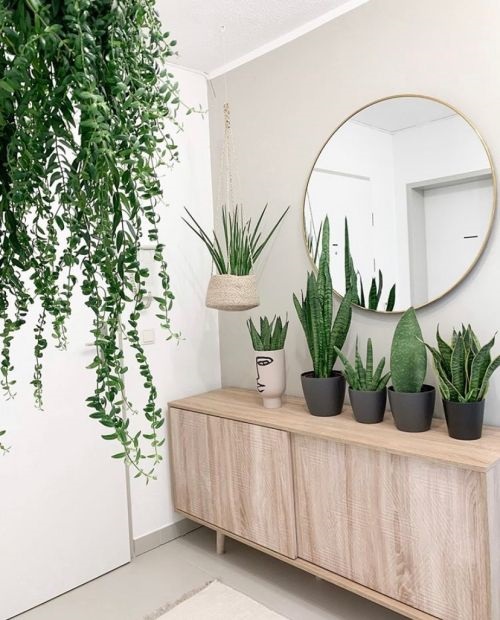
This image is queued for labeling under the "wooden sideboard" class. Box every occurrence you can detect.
[168,388,500,620]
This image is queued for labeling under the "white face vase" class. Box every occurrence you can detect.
[255,348,286,409]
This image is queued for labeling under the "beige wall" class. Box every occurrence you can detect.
[208,0,500,424]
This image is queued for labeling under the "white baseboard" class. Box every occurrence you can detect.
[133,518,200,557]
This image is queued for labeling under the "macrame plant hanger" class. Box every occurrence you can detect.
[205,26,260,311]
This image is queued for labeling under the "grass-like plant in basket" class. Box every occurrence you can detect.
[184,205,289,310]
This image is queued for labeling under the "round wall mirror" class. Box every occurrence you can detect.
[304,95,496,312]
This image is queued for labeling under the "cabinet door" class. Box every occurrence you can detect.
[170,408,297,558]
[293,435,490,620]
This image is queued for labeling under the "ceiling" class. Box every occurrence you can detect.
[352,98,457,133]
[157,0,368,77]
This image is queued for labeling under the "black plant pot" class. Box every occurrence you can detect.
[349,388,386,424]
[301,371,346,417]
[443,399,485,440]
[388,384,435,432]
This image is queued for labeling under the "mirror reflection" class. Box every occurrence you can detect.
[304,96,495,312]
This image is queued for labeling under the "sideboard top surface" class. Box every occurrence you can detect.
[169,388,500,472]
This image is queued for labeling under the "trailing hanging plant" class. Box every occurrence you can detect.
[0,1,190,476]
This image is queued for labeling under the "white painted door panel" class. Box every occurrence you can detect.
[423,177,492,300]
[0,300,131,620]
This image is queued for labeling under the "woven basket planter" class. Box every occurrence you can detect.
[206,274,259,311]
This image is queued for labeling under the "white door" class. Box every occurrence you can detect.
[0,299,131,619]
[423,177,493,300]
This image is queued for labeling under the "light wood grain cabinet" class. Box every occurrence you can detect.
[294,436,492,620]
[169,389,500,620]
[170,407,297,558]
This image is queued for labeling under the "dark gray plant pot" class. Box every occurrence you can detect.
[349,388,386,424]
[388,384,435,432]
[301,371,345,417]
[443,399,485,440]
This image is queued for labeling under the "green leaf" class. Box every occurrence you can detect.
[450,334,466,397]
[366,338,373,387]
[470,336,496,396]
[354,338,366,389]
[368,277,378,310]
[386,284,396,312]
[334,346,359,390]
[478,355,500,400]
[0,80,15,93]
[436,326,453,376]
[376,372,391,390]
[371,357,386,388]
[391,308,426,392]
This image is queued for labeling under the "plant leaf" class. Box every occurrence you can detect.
[391,308,426,392]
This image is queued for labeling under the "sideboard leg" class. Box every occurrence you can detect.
[216,531,225,555]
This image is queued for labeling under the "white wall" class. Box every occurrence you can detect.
[125,66,221,541]
[208,0,500,424]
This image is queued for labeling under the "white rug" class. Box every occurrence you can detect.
[146,581,289,619]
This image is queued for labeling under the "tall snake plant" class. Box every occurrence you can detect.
[293,217,355,378]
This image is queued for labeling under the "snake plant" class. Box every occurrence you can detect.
[424,325,500,402]
[335,338,391,391]
[183,205,289,275]
[247,316,288,351]
[391,307,427,392]
[293,216,355,378]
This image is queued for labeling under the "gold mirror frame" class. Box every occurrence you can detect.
[302,94,497,314]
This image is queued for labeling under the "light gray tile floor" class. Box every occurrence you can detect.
[16,526,404,620]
